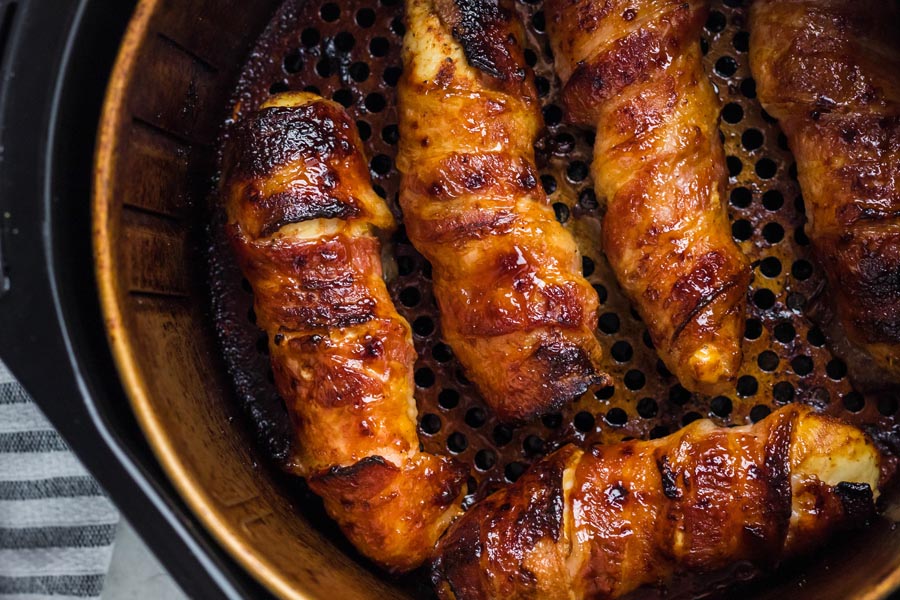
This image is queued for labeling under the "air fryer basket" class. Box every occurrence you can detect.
[94,0,900,598]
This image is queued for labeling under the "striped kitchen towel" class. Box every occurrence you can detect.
[0,360,119,599]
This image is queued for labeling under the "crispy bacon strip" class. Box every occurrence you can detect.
[432,405,881,599]
[396,0,608,423]
[545,0,751,394]
[749,0,900,377]
[222,92,466,572]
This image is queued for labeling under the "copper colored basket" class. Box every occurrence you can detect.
[93,0,900,598]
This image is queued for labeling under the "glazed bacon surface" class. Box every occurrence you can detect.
[544,0,751,395]
[222,92,467,572]
[749,0,900,378]
[396,0,607,422]
[432,405,881,599]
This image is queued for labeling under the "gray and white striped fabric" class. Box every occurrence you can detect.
[0,360,118,599]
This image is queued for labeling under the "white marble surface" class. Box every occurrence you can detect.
[103,520,188,600]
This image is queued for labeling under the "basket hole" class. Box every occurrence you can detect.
[432,343,453,363]
[705,10,726,32]
[744,318,763,340]
[270,81,289,94]
[774,321,796,343]
[878,396,898,416]
[542,413,563,429]
[773,381,795,404]
[624,369,646,391]
[543,104,563,126]
[301,28,320,47]
[741,128,763,151]
[758,256,782,277]
[669,384,691,405]
[730,186,752,208]
[383,66,402,86]
[649,426,669,439]
[541,174,557,195]
[605,408,628,427]
[447,432,468,453]
[582,256,595,277]
[334,31,355,52]
[826,358,847,380]
[637,397,659,418]
[791,355,813,376]
[595,385,615,400]
[492,424,513,446]
[757,350,779,371]
[842,392,865,413]
[714,56,738,77]
[599,312,621,334]
[710,396,733,417]
[580,189,599,210]
[413,316,435,337]
[682,411,702,426]
[369,37,390,57]
[740,78,757,98]
[381,124,400,145]
[438,388,459,409]
[504,461,527,483]
[789,260,813,282]
[749,404,771,422]
[737,375,758,397]
[753,289,776,311]
[465,407,486,428]
[574,411,596,433]
[349,61,369,82]
[399,287,421,307]
[355,7,376,27]
[371,153,392,175]
[732,219,753,241]
[475,449,497,471]
[523,435,546,455]
[722,102,744,124]
[365,92,386,113]
[320,3,340,22]
[415,367,435,388]
[420,413,441,434]
[762,190,784,211]
[567,161,589,183]
[611,340,633,363]
[283,50,303,74]
[332,88,353,108]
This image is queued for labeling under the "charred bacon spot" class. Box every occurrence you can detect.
[657,455,682,499]
[228,103,356,179]
[255,189,361,238]
[436,0,524,83]
[835,481,876,524]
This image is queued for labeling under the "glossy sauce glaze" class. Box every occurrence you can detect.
[545,0,751,395]
[222,92,467,572]
[396,0,608,423]
[749,0,900,379]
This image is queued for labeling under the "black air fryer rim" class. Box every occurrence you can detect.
[0,0,269,597]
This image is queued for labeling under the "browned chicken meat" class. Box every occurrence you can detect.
[396,0,608,422]
[544,0,751,395]
[749,0,900,378]
[432,405,881,599]
[221,92,467,572]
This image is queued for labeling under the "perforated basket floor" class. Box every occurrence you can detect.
[209,0,900,514]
